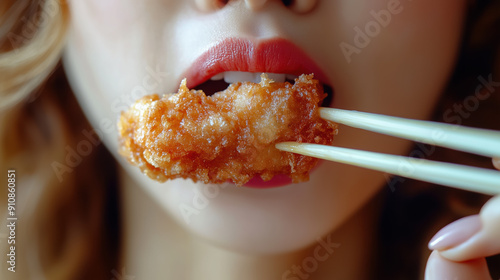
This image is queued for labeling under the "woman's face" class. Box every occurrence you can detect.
[64,0,466,253]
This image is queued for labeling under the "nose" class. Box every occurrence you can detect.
[195,0,317,13]
[244,0,267,10]
[194,0,228,11]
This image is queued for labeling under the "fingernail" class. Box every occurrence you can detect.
[428,215,481,251]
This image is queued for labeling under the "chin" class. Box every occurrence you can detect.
[140,162,376,255]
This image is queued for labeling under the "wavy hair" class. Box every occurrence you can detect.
[0,1,120,279]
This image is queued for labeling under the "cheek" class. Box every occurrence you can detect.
[68,0,139,35]
[330,0,467,115]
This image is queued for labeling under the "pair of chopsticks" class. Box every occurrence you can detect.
[276,108,500,195]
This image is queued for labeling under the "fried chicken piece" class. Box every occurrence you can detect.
[118,74,336,186]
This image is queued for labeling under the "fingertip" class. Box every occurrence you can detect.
[439,196,500,261]
[425,250,491,280]
[428,215,481,251]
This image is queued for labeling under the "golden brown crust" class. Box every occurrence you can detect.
[118,74,336,186]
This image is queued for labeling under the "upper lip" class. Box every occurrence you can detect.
[182,37,330,88]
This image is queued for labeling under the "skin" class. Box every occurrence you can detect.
[63,0,500,278]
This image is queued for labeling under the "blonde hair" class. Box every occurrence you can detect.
[1,1,120,279]
[0,0,67,109]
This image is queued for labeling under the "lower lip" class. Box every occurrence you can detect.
[242,161,323,189]
[243,174,293,189]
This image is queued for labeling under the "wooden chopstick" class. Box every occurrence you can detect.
[276,143,500,195]
[275,108,500,195]
[319,108,500,158]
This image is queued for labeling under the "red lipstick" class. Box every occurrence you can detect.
[183,37,330,88]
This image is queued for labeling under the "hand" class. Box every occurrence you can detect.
[425,158,500,280]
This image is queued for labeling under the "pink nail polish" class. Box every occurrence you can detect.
[428,215,481,251]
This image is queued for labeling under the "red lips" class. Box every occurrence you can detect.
[183,37,330,88]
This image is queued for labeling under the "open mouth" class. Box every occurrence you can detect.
[182,37,334,106]
[194,71,334,107]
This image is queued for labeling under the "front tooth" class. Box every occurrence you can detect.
[210,73,225,81]
[264,73,286,83]
[224,71,257,84]
[286,74,298,81]
[252,73,262,83]
[220,71,288,84]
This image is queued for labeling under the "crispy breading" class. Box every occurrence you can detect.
[118,74,336,186]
